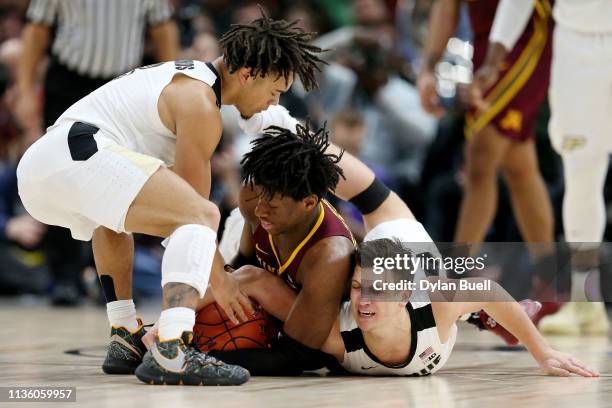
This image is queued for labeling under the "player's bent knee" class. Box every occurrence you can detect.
[179,198,221,232]
[161,224,217,298]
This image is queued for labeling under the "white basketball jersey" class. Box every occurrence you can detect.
[53,60,221,165]
[338,300,457,376]
[363,218,446,302]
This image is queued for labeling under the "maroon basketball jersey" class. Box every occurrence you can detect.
[466,0,553,67]
[465,0,498,39]
[252,199,355,291]
[464,0,553,142]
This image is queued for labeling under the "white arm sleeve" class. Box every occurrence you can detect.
[489,0,536,51]
[237,105,301,136]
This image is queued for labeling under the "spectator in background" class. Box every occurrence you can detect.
[310,0,436,216]
[0,59,49,296]
[0,139,50,296]
[0,1,25,44]
[0,38,19,160]
[13,0,180,305]
[183,31,220,61]
[328,109,399,241]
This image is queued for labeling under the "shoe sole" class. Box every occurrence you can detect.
[538,322,581,335]
[102,358,141,375]
[134,364,249,386]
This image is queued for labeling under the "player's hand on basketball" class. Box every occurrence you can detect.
[537,348,599,377]
[417,70,446,117]
[211,273,255,325]
[468,64,499,112]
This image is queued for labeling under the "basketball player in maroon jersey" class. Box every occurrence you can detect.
[144,122,411,373]
[418,0,563,321]
[201,124,356,373]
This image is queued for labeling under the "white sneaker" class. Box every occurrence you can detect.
[538,303,580,335]
[577,302,610,335]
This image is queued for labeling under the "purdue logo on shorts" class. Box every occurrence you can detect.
[561,136,586,152]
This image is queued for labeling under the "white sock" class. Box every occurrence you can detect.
[158,307,195,341]
[106,299,140,331]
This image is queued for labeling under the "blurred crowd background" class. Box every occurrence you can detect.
[0,0,611,307]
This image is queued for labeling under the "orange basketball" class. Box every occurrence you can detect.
[193,301,280,352]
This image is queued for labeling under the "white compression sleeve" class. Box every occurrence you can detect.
[489,0,536,51]
[161,224,217,298]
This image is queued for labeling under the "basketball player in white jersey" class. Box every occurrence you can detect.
[164,123,597,377]
[472,0,611,335]
[16,13,325,385]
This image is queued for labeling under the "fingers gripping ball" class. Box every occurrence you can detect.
[193,301,280,351]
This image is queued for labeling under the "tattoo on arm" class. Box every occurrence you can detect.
[163,283,199,309]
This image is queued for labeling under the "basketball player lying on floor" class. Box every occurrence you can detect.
[145,125,597,377]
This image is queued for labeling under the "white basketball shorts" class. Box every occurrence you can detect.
[17,121,163,241]
[549,25,612,156]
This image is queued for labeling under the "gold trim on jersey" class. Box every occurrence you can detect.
[464,0,550,139]
[268,202,325,275]
[322,199,357,246]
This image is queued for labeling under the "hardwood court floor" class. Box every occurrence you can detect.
[1,300,610,408]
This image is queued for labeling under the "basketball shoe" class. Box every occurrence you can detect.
[468,300,542,346]
[134,331,250,386]
[539,302,609,335]
[102,318,147,374]
[539,267,610,335]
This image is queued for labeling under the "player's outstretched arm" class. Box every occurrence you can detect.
[430,278,599,377]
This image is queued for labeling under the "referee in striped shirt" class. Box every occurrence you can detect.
[16,0,179,139]
[14,0,179,306]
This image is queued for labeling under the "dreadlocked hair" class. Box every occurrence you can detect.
[219,7,327,91]
[241,123,345,201]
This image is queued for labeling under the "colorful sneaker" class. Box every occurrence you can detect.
[134,332,250,386]
[470,300,542,346]
[102,318,147,374]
